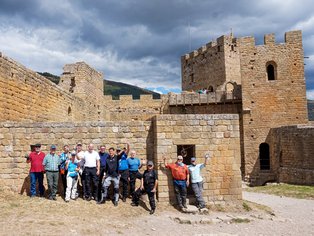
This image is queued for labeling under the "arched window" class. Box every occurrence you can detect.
[207,85,214,92]
[266,61,277,81]
[259,143,270,170]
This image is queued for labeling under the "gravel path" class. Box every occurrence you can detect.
[241,191,314,236]
[1,190,313,235]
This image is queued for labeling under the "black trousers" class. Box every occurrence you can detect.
[83,167,99,199]
[60,170,67,197]
[132,187,156,210]
[119,170,129,198]
[129,171,142,197]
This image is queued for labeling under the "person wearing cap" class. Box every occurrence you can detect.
[75,143,85,198]
[59,145,70,198]
[97,144,109,201]
[131,161,158,214]
[98,147,119,206]
[188,154,210,209]
[64,151,80,202]
[43,145,61,200]
[81,143,100,201]
[163,155,189,210]
[127,150,142,198]
[117,143,130,202]
[26,143,45,198]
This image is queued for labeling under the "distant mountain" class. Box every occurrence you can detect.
[104,79,160,99]
[308,100,314,121]
[38,72,161,99]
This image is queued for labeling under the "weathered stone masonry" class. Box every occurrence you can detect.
[0,114,242,203]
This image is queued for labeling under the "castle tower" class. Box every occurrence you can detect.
[239,30,308,184]
[59,62,104,104]
[181,33,241,93]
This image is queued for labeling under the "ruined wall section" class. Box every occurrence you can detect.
[0,121,153,192]
[155,114,242,203]
[239,31,308,182]
[181,35,241,92]
[0,54,100,122]
[268,125,314,185]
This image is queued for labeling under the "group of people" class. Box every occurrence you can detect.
[26,142,210,214]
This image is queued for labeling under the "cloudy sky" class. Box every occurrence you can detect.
[1,0,314,98]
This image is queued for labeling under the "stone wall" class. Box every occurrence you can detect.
[102,94,166,121]
[268,125,314,185]
[154,114,242,204]
[0,121,153,193]
[0,54,102,122]
[239,31,309,183]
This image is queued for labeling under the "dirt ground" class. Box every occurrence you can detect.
[0,189,313,236]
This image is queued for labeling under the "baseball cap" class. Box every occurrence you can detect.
[71,151,76,156]
[177,155,183,160]
[50,145,57,149]
[147,161,154,166]
[191,157,196,161]
[34,143,41,147]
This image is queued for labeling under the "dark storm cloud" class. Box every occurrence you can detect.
[0,0,314,96]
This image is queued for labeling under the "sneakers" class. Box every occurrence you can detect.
[114,201,118,207]
[131,202,139,207]
[86,196,92,201]
[53,197,57,201]
[182,204,187,209]
[122,197,126,202]
[65,199,69,203]
[149,209,155,215]
[97,199,106,204]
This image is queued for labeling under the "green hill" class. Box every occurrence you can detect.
[38,72,161,100]
[104,79,160,99]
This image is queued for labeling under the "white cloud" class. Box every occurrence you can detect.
[306,90,314,100]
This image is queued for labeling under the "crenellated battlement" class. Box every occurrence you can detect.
[182,34,235,61]
[103,94,163,102]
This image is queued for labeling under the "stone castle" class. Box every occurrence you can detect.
[0,30,313,205]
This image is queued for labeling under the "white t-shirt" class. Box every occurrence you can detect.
[83,150,100,168]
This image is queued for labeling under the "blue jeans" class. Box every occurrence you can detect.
[30,172,44,197]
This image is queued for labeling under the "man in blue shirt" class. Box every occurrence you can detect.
[127,150,142,198]
[118,143,130,202]
[43,145,61,200]
[97,145,109,200]
[188,153,210,209]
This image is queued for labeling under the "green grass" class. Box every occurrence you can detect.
[245,183,314,199]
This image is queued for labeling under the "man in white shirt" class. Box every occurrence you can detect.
[82,143,100,201]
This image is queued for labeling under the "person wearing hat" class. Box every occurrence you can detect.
[59,145,70,198]
[64,151,80,202]
[188,154,210,209]
[43,145,61,200]
[163,155,189,210]
[131,160,158,214]
[26,143,45,198]
[75,143,85,198]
